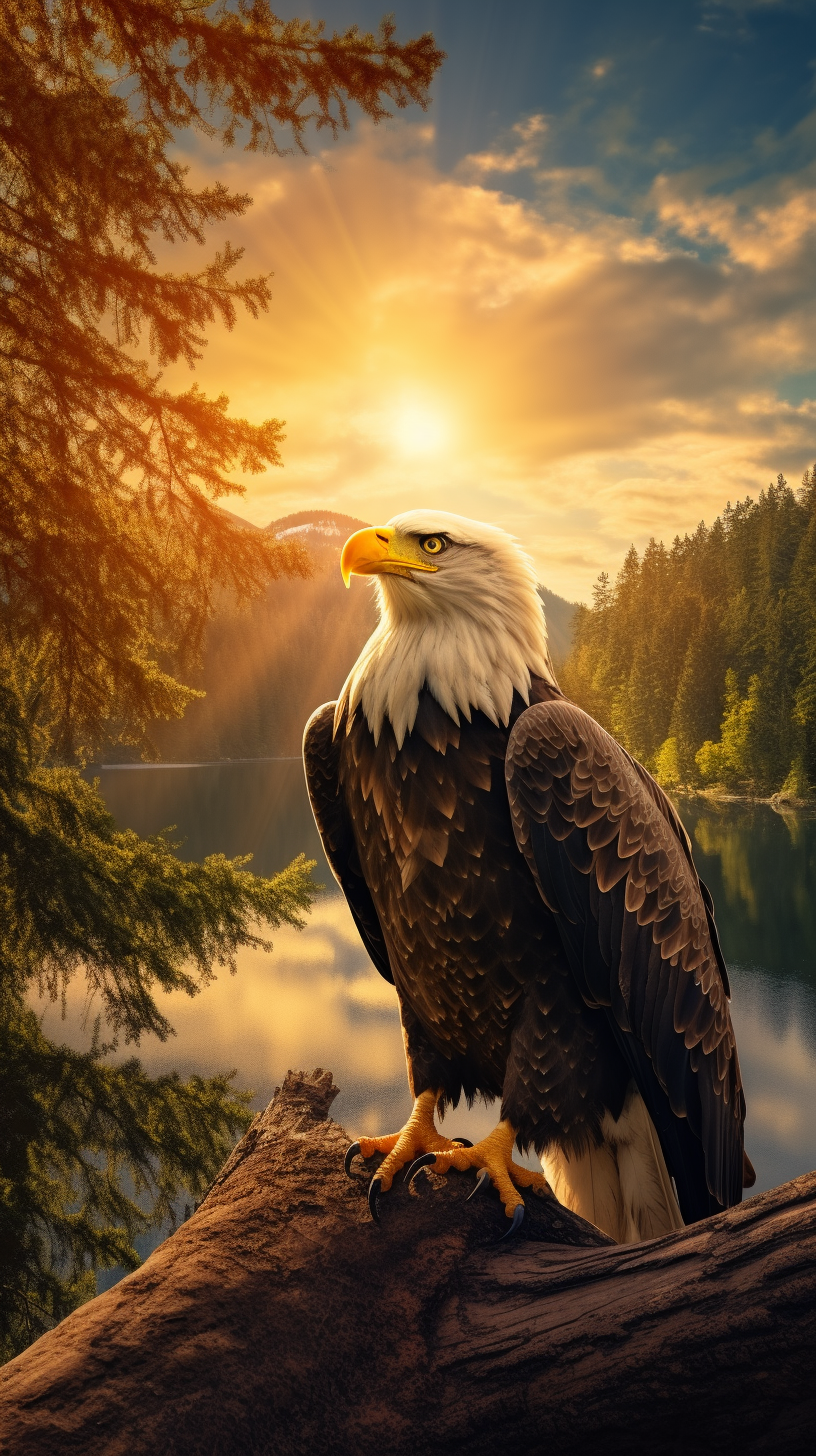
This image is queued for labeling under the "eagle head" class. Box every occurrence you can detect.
[336,511,556,747]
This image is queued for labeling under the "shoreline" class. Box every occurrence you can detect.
[673,787,816,812]
[88,759,816,811]
[88,756,304,770]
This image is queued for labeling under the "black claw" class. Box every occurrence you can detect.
[466,1167,492,1202]
[344,1141,361,1177]
[405,1152,437,1186]
[451,1137,474,1148]
[498,1203,526,1242]
[368,1176,382,1223]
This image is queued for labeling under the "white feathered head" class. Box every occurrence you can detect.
[336,510,556,746]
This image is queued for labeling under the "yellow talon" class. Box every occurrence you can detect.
[430,1119,551,1218]
[351,1088,466,1192]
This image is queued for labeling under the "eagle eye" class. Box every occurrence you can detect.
[420,535,446,556]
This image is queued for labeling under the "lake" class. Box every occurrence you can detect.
[34,763,816,1278]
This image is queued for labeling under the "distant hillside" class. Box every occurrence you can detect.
[152,512,375,761]
[539,587,578,668]
[149,512,580,762]
[264,509,369,540]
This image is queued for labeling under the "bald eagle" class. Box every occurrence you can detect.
[303,512,753,1242]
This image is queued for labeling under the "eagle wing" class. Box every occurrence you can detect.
[303,702,394,984]
[505,698,745,1221]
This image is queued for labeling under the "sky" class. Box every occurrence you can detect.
[168,0,816,600]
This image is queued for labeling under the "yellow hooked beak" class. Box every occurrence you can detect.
[340,526,440,588]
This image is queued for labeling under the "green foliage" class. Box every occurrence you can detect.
[0,1,443,758]
[0,3,443,1357]
[0,674,316,1033]
[0,1000,253,1362]
[653,736,681,790]
[695,737,729,787]
[561,471,816,796]
[0,667,318,1354]
[695,670,759,788]
[777,757,812,800]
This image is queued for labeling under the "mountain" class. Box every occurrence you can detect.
[151,511,375,762]
[148,511,580,762]
[264,509,371,542]
[538,587,578,666]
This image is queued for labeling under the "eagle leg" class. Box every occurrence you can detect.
[345,1088,471,1205]
[423,1119,551,1219]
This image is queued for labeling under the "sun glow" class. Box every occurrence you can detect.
[393,402,449,456]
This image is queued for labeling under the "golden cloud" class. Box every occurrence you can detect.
[653,168,816,270]
[168,124,816,599]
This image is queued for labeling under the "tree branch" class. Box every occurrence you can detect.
[1,1067,813,1455]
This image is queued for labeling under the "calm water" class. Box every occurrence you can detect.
[34,764,816,1277]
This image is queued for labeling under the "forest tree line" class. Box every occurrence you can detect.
[560,469,816,797]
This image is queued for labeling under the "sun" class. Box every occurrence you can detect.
[393,402,448,455]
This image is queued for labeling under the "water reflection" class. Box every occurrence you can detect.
[90,759,327,879]
[39,762,518,1160]
[33,770,816,1226]
[678,795,816,992]
[675,793,816,1199]
[727,970,816,1195]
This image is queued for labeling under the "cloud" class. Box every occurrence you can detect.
[168,122,816,600]
[460,114,548,177]
[654,167,816,268]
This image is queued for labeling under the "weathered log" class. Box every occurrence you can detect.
[1,1068,815,1456]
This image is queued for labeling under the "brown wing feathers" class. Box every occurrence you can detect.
[303,703,394,984]
[506,699,745,1217]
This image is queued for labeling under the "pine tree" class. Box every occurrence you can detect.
[670,605,726,780]
[1,0,442,758]
[696,670,760,788]
[612,639,656,762]
[0,2,443,1357]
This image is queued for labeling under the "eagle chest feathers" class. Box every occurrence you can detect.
[334,685,630,1149]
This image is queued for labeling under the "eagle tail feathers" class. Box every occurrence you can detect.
[540,1084,684,1244]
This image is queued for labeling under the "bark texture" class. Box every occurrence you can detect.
[1,1068,814,1456]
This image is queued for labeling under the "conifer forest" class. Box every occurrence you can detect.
[560,470,816,799]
